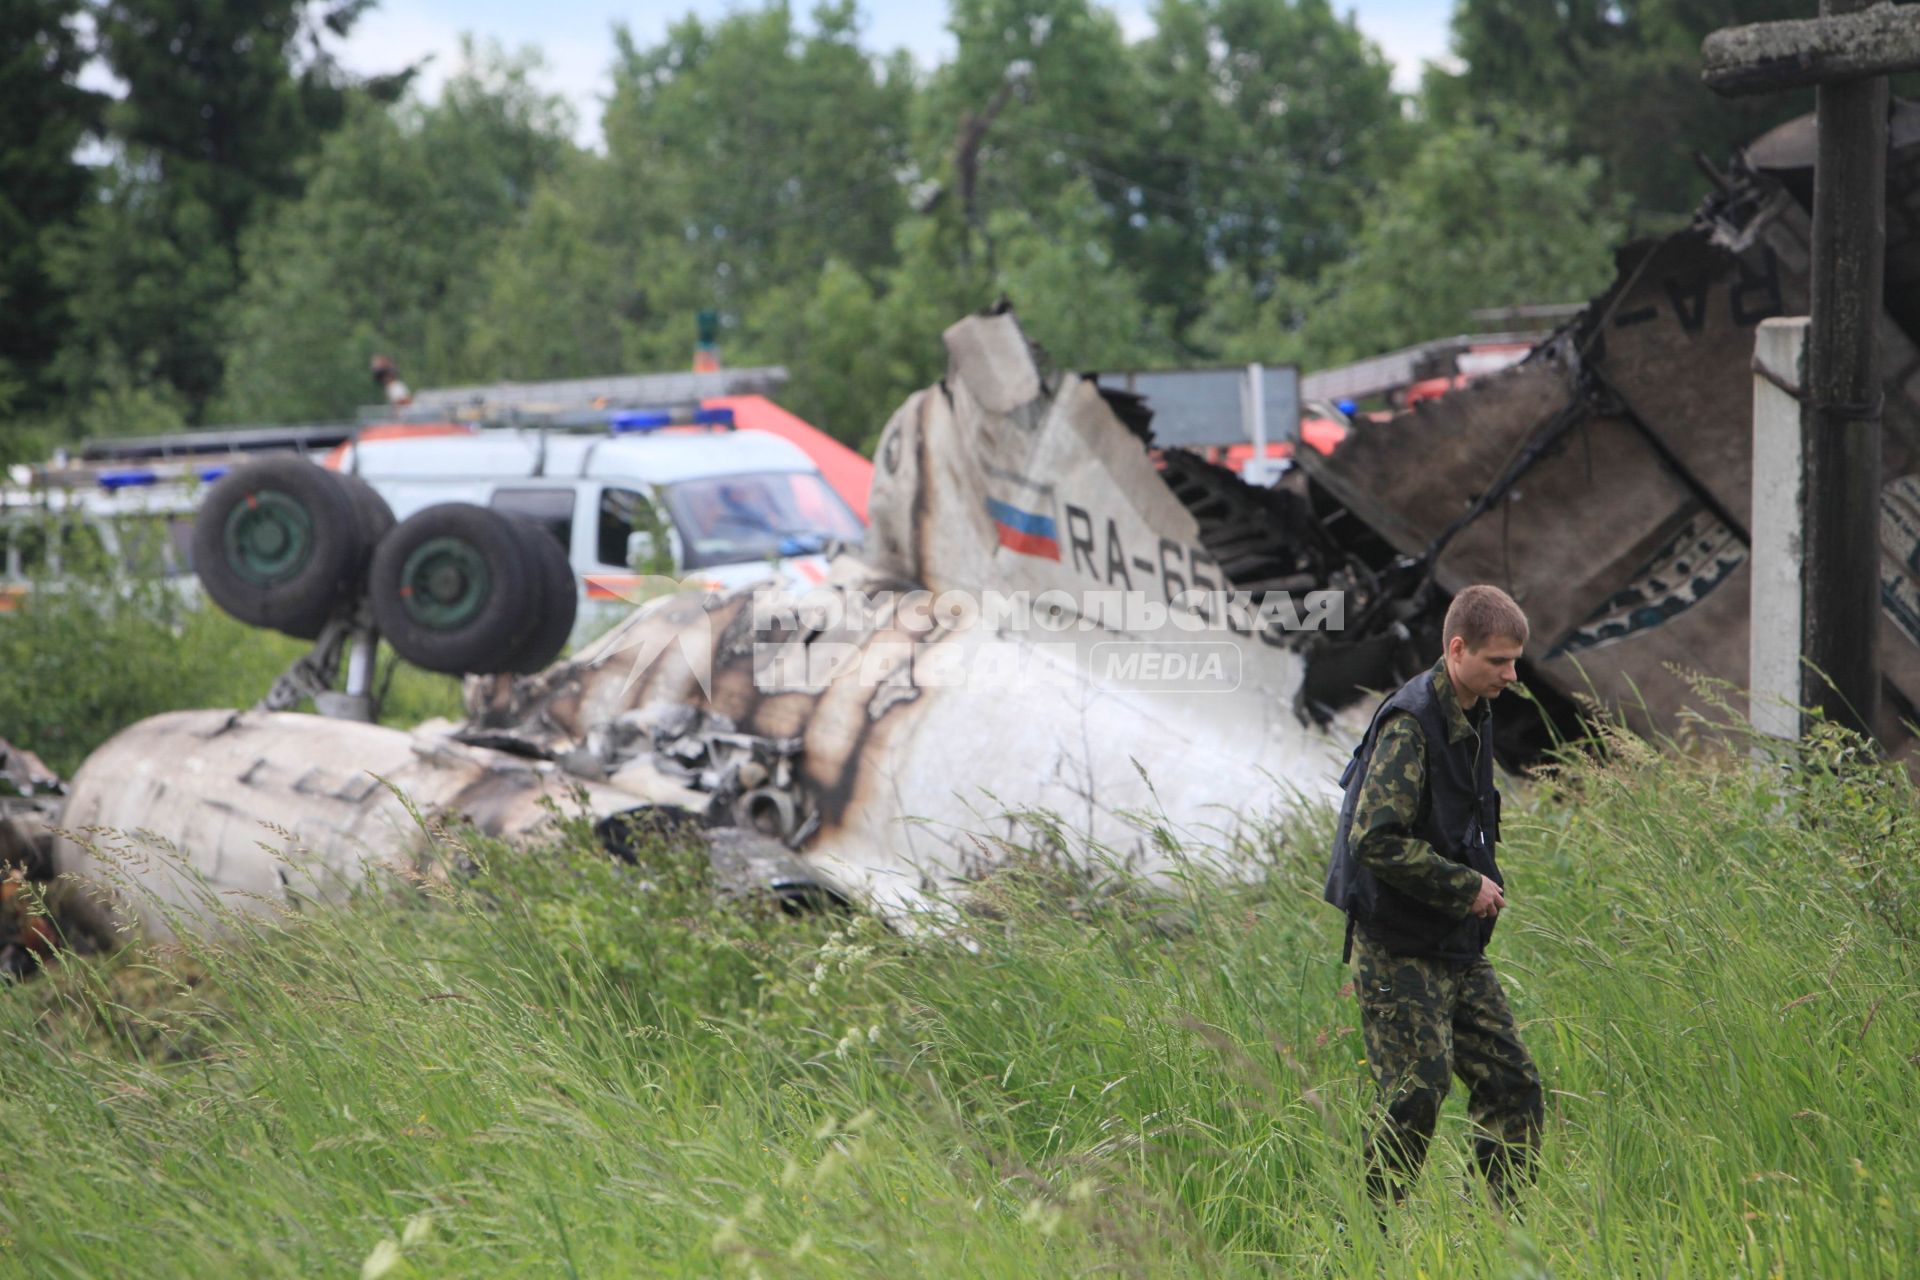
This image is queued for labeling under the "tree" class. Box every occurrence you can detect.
[737,180,1172,452]
[987,180,1174,370]
[48,0,404,423]
[737,260,896,449]
[1132,0,1408,324]
[463,172,631,382]
[909,0,1406,340]
[915,0,1142,237]
[215,45,573,423]
[0,0,101,410]
[602,1,913,321]
[1433,0,1824,223]
[46,169,238,428]
[1198,113,1625,368]
[91,0,393,246]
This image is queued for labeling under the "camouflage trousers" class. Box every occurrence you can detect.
[1352,932,1543,1204]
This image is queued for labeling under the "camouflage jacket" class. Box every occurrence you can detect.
[1350,657,1487,916]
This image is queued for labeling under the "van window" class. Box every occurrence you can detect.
[490,487,574,550]
[60,520,109,576]
[3,517,121,580]
[119,515,192,577]
[12,522,49,578]
[167,516,195,575]
[597,487,674,573]
[661,472,863,569]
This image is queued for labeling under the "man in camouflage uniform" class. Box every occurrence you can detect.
[1326,585,1543,1207]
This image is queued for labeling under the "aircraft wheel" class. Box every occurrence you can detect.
[193,456,368,639]
[334,470,396,550]
[370,504,539,674]
[499,515,577,674]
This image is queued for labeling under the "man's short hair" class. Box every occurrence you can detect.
[1443,585,1529,651]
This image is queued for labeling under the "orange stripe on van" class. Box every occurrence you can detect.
[585,574,642,600]
[322,422,477,470]
[586,574,727,599]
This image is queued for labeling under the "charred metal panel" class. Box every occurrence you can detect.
[1704,174,1920,465]
[1743,100,1920,343]
[1304,357,1707,653]
[1302,139,1920,748]
[0,738,62,880]
[1577,230,1784,531]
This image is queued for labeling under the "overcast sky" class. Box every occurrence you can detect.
[329,0,1458,148]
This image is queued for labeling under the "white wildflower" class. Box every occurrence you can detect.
[360,1239,402,1280]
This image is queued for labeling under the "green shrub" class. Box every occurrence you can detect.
[0,559,463,776]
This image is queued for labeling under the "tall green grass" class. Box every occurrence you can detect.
[1,714,1915,1277]
[0,574,463,775]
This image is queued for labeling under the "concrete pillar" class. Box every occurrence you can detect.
[1240,363,1277,487]
[1750,317,1811,739]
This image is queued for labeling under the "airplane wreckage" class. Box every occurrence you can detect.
[7,104,1920,965]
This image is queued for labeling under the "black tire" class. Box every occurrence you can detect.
[192,456,366,639]
[370,503,539,674]
[499,516,577,674]
[334,470,396,550]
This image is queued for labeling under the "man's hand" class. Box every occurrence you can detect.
[1470,875,1507,919]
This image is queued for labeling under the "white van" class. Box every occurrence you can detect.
[8,422,364,616]
[0,469,205,613]
[326,416,865,635]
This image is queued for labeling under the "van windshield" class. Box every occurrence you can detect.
[660,472,863,569]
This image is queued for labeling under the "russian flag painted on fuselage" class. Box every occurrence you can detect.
[985,498,1062,561]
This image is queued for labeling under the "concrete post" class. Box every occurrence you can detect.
[1241,363,1275,487]
[1751,317,1812,739]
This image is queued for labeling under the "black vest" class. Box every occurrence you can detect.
[1322,667,1503,963]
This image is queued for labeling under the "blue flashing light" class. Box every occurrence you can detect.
[611,410,673,434]
[197,466,229,483]
[778,533,828,557]
[1335,398,1358,416]
[98,469,159,491]
[693,406,735,427]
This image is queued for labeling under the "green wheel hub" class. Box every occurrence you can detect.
[222,489,314,586]
[398,535,490,630]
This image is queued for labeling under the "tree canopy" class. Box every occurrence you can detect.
[0,0,102,413]
[1432,0,1823,224]
[2,0,1821,457]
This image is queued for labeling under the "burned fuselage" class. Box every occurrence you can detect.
[44,309,1373,940]
[35,105,1920,944]
[450,308,1377,922]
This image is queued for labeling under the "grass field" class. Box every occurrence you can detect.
[2,701,1915,1277]
[0,577,464,776]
